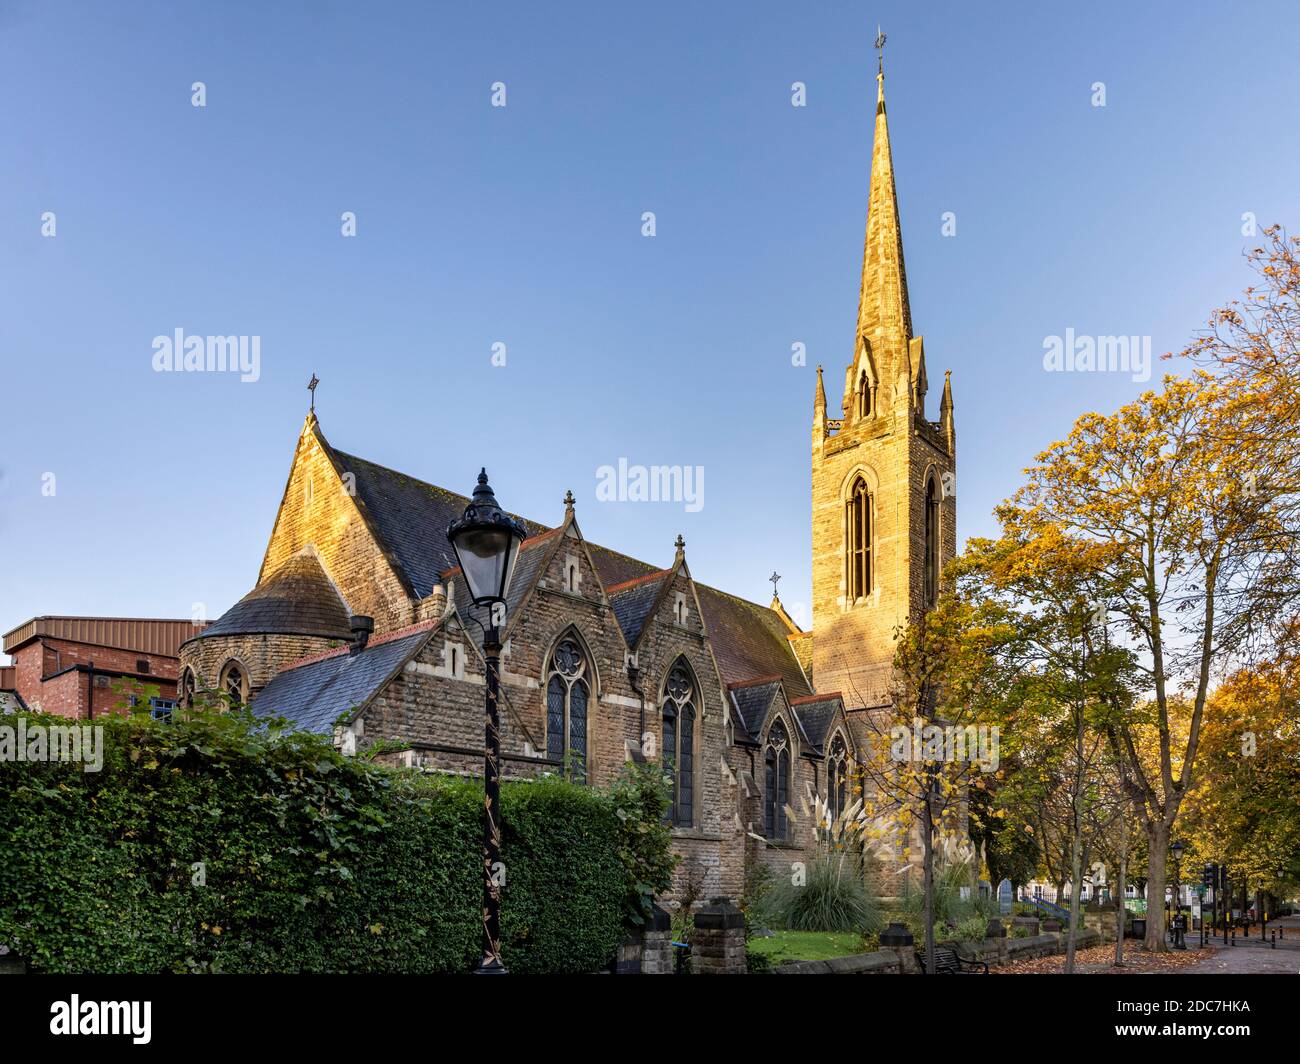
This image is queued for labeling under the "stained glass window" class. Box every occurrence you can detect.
[661,660,696,827]
[546,636,589,782]
[765,720,790,840]
[827,735,848,822]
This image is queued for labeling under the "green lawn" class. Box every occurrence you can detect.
[746,930,872,964]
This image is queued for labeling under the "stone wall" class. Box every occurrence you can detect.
[181,631,342,698]
[259,416,415,634]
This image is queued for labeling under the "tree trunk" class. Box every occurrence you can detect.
[1114,848,1127,966]
[1065,830,1084,972]
[923,777,935,974]
[1144,825,1170,951]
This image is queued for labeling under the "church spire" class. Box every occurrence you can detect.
[855,37,912,365]
[940,369,955,453]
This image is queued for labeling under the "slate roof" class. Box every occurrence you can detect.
[728,679,782,744]
[331,448,547,600]
[607,571,671,647]
[695,586,811,698]
[252,622,439,734]
[586,543,660,589]
[192,548,352,642]
[276,424,815,703]
[789,695,841,755]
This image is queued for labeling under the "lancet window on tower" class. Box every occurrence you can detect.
[924,475,939,606]
[846,476,872,602]
[857,371,872,418]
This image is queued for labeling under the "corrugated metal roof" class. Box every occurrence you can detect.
[2,617,207,657]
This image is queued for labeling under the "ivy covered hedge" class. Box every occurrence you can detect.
[0,708,674,974]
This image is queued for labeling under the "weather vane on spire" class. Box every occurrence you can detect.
[875,24,887,76]
[308,373,319,413]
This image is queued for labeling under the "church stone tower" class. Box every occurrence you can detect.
[810,59,956,713]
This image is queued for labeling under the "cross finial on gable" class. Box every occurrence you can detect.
[674,534,685,560]
[307,373,319,412]
[563,489,575,515]
[769,571,782,598]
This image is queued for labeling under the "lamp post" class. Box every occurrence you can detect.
[448,469,526,975]
[1170,840,1186,950]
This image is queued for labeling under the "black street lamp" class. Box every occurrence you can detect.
[448,469,526,974]
[1170,839,1186,950]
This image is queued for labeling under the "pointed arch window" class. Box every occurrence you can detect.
[924,475,939,606]
[546,636,589,782]
[218,661,247,705]
[846,476,872,602]
[826,735,848,822]
[661,661,696,827]
[858,371,872,418]
[764,720,791,840]
[179,667,196,708]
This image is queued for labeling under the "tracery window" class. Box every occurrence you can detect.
[219,661,247,705]
[661,660,696,827]
[764,720,791,840]
[546,635,589,782]
[826,735,848,822]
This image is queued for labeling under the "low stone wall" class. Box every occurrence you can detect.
[774,950,900,975]
[692,898,747,975]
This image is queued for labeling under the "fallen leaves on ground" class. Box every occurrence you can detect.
[992,943,1211,975]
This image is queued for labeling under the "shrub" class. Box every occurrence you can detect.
[768,851,881,934]
[954,916,990,942]
[0,708,670,973]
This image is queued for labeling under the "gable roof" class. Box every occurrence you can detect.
[728,678,782,744]
[331,447,547,601]
[190,548,352,644]
[788,694,843,755]
[252,621,440,734]
[284,419,811,698]
[695,586,811,697]
[607,570,672,648]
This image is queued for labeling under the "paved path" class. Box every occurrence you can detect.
[1181,918,1300,974]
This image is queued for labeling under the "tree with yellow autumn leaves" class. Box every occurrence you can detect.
[890,227,1299,956]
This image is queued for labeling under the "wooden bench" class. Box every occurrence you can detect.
[917,946,989,974]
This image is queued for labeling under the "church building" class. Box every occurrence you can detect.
[177,61,956,905]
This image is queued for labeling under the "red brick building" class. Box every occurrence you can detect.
[0,617,206,720]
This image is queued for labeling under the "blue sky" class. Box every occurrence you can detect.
[2,0,1297,648]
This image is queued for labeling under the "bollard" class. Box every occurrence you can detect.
[1271,930,1277,950]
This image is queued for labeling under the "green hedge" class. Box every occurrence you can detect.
[0,708,671,973]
